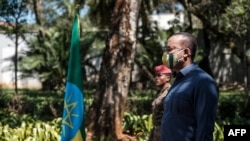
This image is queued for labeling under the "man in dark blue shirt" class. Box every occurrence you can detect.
[161,32,219,141]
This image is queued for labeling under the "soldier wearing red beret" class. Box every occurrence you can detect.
[148,65,172,141]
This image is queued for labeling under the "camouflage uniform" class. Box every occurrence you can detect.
[148,83,171,141]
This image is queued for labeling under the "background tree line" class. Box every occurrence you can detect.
[0,0,250,140]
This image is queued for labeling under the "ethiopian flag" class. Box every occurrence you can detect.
[61,8,85,141]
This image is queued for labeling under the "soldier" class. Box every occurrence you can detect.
[148,65,172,141]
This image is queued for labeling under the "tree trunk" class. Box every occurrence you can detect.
[14,25,18,94]
[198,29,214,77]
[32,0,43,25]
[86,0,141,140]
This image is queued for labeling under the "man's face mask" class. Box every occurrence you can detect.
[162,49,184,69]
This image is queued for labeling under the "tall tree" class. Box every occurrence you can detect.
[86,0,142,140]
[0,0,28,94]
[18,0,72,91]
[219,0,250,117]
[19,0,91,91]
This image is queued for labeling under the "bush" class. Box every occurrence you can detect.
[1,88,250,141]
[0,110,61,141]
[216,91,250,125]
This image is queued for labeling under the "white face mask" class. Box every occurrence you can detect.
[162,49,184,69]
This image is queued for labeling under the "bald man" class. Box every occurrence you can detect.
[160,32,219,141]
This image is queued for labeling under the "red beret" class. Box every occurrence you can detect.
[154,65,172,74]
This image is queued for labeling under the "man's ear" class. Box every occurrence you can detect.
[184,48,191,57]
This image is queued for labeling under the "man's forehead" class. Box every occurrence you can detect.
[168,34,184,41]
[166,35,184,45]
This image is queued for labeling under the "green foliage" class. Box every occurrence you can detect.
[0,0,28,25]
[0,110,61,141]
[17,2,106,92]
[0,110,34,128]
[0,89,64,119]
[1,89,249,141]
[213,122,224,141]
[19,26,71,91]
[0,109,226,141]
[220,0,250,36]
[127,89,155,115]
[217,91,250,125]
[121,112,152,141]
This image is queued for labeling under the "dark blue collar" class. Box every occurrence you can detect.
[180,63,198,76]
[174,63,198,79]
